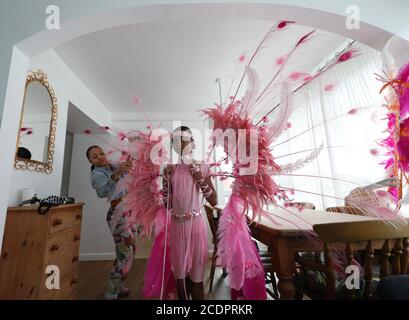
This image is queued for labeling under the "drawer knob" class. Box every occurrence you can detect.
[50,244,60,252]
[70,278,78,285]
[73,235,80,242]
[52,218,63,226]
[76,214,82,220]
[72,256,79,263]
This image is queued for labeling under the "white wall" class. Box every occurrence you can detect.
[7,49,111,206]
[0,47,29,252]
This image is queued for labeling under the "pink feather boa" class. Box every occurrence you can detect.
[142,208,176,299]
[217,194,267,300]
[124,133,166,237]
[123,132,176,299]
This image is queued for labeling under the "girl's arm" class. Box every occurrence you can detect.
[190,164,217,207]
[204,176,217,207]
[162,165,173,209]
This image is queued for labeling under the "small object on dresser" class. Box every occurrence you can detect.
[19,195,41,207]
[38,196,76,215]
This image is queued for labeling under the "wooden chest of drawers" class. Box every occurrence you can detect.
[0,203,84,299]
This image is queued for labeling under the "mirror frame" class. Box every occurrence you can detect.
[14,69,58,174]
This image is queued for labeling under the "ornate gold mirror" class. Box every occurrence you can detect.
[14,70,58,174]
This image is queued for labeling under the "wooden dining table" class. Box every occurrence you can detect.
[247,207,377,300]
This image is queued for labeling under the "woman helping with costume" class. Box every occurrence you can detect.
[87,145,140,300]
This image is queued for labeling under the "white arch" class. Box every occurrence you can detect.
[17,2,395,58]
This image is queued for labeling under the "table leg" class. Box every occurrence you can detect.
[272,238,296,300]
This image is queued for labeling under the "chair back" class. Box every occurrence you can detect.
[325,206,365,215]
[312,219,409,299]
[204,204,221,240]
[314,220,409,243]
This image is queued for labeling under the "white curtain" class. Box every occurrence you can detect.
[273,44,386,210]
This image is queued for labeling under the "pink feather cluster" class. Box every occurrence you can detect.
[398,63,409,118]
[380,113,397,172]
[124,132,166,237]
[202,102,286,219]
[379,62,409,175]
[398,117,409,172]
[378,113,399,200]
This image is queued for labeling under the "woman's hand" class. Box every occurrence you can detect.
[111,160,133,181]
[119,160,133,174]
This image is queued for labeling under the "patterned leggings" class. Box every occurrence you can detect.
[105,207,140,297]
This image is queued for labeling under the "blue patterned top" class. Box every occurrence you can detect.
[90,164,126,201]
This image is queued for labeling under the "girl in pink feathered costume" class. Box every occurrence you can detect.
[163,126,217,299]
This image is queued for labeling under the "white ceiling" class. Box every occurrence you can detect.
[55,20,347,116]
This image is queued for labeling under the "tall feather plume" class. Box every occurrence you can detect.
[240,66,260,114]
[231,20,295,102]
[255,41,361,125]
[251,30,316,111]
[124,132,167,237]
[264,81,294,143]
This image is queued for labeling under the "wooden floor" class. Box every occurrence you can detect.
[77,258,234,300]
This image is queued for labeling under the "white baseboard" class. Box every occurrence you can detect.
[79,253,115,261]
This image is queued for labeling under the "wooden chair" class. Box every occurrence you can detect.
[204,204,228,293]
[294,219,409,299]
[205,204,279,298]
[264,201,315,298]
[325,206,379,266]
[253,241,279,299]
[326,206,365,215]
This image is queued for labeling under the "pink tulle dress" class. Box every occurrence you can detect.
[169,162,209,283]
